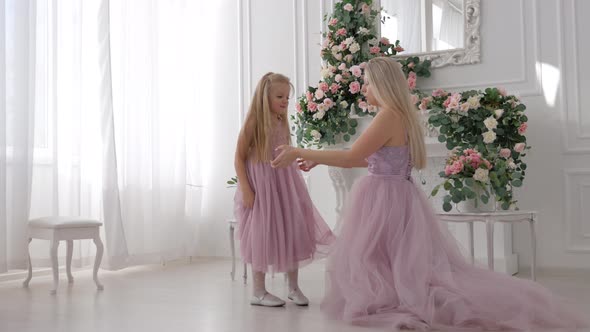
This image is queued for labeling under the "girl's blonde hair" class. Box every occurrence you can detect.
[246,72,292,162]
[365,57,426,169]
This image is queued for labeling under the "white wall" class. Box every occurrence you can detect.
[207,0,590,271]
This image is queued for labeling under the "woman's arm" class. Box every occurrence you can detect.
[272,111,397,168]
[234,117,256,207]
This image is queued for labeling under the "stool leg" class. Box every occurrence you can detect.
[485,219,495,271]
[230,224,235,281]
[50,240,59,294]
[93,235,104,291]
[66,240,74,283]
[23,238,33,288]
[530,217,537,281]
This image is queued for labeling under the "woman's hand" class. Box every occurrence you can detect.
[242,187,255,209]
[271,145,299,168]
[297,158,318,172]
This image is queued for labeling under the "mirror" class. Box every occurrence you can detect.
[380,0,480,68]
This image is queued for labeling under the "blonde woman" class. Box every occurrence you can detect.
[272,58,586,330]
[234,72,334,307]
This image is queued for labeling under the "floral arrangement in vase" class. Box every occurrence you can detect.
[292,0,431,148]
[421,87,530,211]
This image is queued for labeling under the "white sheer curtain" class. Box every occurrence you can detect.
[437,0,463,49]
[398,0,422,54]
[1,0,36,272]
[2,0,210,272]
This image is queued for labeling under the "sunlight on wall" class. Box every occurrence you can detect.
[537,62,560,107]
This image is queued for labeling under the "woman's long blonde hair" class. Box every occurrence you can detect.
[365,57,426,169]
[245,72,292,162]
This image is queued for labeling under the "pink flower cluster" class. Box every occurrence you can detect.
[444,149,492,176]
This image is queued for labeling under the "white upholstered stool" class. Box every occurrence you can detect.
[22,216,105,294]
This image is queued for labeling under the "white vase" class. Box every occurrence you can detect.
[455,186,497,213]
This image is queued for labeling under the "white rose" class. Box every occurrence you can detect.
[313,110,326,120]
[368,38,378,46]
[340,101,349,108]
[310,130,322,140]
[507,158,517,169]
[316,103,326,112]
[320,67,333,79]
[344,37,355,45]
[314,89,324,100]
[334,53,342,61]
[482,130,496,144]
[466,96,481,109]
[359,27,370,35]
[349,42,360,54]
[494,109,504,119]
[473,168,489,183]
[483,116,498,130]
[343,3,353,11]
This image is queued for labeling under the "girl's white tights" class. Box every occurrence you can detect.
[252,269,300,297]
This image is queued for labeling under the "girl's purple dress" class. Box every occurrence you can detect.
[234,117,335,273]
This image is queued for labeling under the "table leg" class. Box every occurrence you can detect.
[50,240,59,294]
[530,215,537,281]
[485,219,495,271]
[468,222,475,264]
[93,235,104,290]
[23,238,32,288]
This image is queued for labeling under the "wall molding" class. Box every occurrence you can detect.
[564,169,590,252]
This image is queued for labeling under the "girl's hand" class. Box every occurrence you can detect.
[242,187,255,209]
[297,158,318,172]
[271,145,298,168]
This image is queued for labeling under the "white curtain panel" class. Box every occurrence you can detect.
[398,0,422,53]
[1,0,211,272]
[438,0,463,49]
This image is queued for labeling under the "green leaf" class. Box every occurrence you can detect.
[343,134,351,142]
[465,178,474,186]
[512,179,523,187]
[481,195,489,204]
[438,135,447,143]
[501,202,510,210]
[431,185,440,197]
[444,182,452,190]
[443,195,452,203]
[443,202,453,212]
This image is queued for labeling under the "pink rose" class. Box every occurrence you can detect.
[394,46,404,52]
[518,122,528,135]
[344,54,353,62]
[334,74,343,83]
[308,102,318,112]
[407,72,417,90]
[329,18,338,26]
[359,62,367,69]
[483,159,492,169]
[432,88,447,97]
[349,81,361,94]
[338,63,347,71]
[361,3,370,13]
[296,103,302,113]
[499,148,511,158]
[410,94,419,105]
[306,91,313,102]
[358,101,368,112]
[323,98,334,109]
[380,37,390,45]
[318,82,329,92]
[336,28,347,36]
[343,3,354,11]
[498,87,507,96]
[370,46,380,54]
[350,65,362,77]
[314,89,324,100]
[419,97,432,111]
[514,143,526,153]
[407,62,415,69]
[330,83,340,94]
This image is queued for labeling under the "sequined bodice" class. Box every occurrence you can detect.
[367,146,412,179]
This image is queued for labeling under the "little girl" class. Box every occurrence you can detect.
[272,58,587,330]
[234,72,334,307]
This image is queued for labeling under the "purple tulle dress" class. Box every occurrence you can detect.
[320,146,587,331]
[234,117,335,273]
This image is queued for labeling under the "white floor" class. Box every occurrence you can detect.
[0,258,589,332]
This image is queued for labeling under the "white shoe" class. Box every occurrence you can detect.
[288,288,309,306]
[250,292,286,307]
